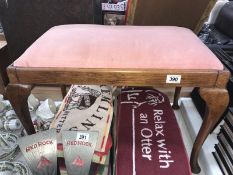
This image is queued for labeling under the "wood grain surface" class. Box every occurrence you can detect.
[126,0,215,31]
[7,66,224,88]
[191,87,229,173]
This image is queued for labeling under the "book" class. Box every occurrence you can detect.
[51,85,114,164]
[213,151,230,175]
[215,143,233,174]
[221,123,233,148]
[218,133,233,163]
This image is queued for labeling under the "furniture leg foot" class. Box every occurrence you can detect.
[172,87,181,109]
[190,88,229,173]
[6,84,35,134]
[191,163,201,174]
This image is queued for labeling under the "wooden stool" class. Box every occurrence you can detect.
[6,25,229,173]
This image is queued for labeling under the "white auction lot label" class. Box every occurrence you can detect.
[166,75,182,84]
[102,2,127,12]
[77,133,89,142]
[63,131,98,175]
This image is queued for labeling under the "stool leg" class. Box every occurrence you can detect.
[172,87,181,109]
[6,84,35,135]
[190,88,229,173]
[0,75,5,95]
[60,85,67,98]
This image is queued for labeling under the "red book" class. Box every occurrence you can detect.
[116,87,191,175]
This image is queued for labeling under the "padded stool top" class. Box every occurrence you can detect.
[14,25,223,70]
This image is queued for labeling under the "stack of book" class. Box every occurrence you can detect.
[213,108,233,175]
[50,85,114,175]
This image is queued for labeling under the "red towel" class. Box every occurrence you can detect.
[116,87,191,175]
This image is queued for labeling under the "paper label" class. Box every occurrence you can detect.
[166,75,181,84]
[102,1,127,11]
[62,131,98,175]
[77,133,89,142]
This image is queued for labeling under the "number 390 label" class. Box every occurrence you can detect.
[77,133,89,142]
[166,75,181,84]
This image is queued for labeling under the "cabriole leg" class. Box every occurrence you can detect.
[190,88,229,173]
[6,84,35,134]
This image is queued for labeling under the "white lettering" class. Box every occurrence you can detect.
[160,160,174,168]
[157,139,167,150]
[140,113,148,124]
[141,128,153,161]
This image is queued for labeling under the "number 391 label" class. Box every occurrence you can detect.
[166,75,182,84]
[77,133,89,142]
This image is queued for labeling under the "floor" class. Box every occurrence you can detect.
[174,101,205,175]
[175,98,223,175]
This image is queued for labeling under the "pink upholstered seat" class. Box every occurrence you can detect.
[14,25,223,70]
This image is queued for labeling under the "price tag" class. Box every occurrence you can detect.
[102,2,127,12]
[62,131,98,175]
[166,75,181,84]
[77,133,89,142]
